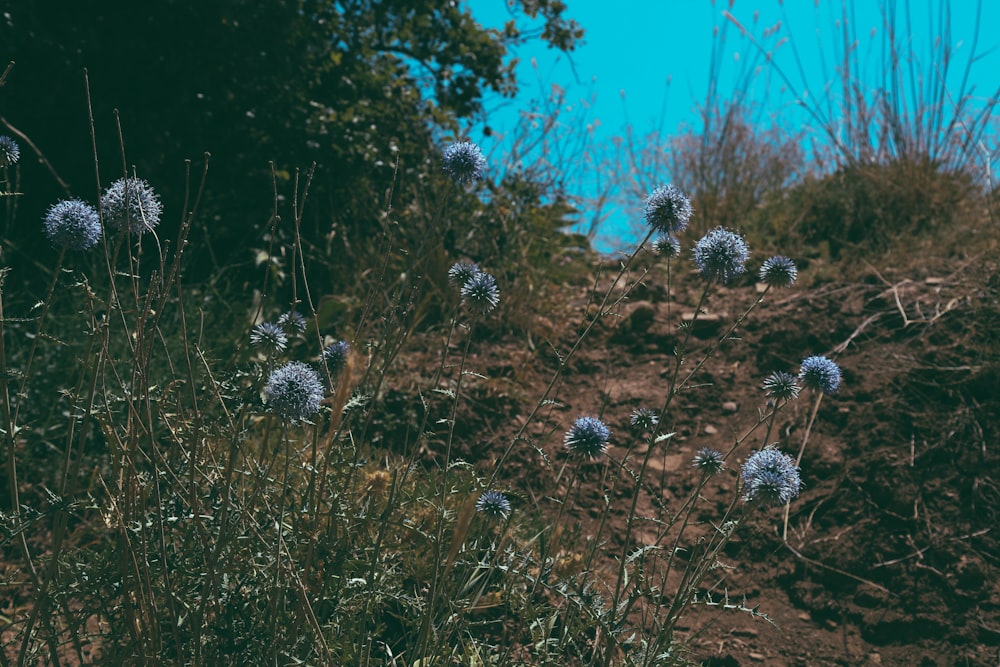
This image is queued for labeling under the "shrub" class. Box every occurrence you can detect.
[775,156,978,258]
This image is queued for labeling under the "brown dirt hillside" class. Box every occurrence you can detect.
[394,246,1000,667]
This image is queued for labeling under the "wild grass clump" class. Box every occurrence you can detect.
[4,82,840,665]
[667,107,804,238]
[613,1,995,263]
[768,156,979,259]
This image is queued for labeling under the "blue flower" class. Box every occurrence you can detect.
[564,416,611,460]
[101,177,162,234]
[653,235,682,259]
[762,371,800,401]
[264,361,324,422]
[644,185,693,234]
[475,490,511,521]
[629,407,659,432]
[0,136,20,167]
[250,322,287,355]
[443,141,487,185]
[278,310,307,334]
[693,448,725,475]
[461,271,499,314]
[693,227,750,283]
[448,260,480,288]
[43,199,101,251]
[759,256,798,287]
[741,447,802,506]
[322,340,350,375]
[799,356,841,394]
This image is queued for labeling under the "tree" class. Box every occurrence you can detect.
[1,0,581,279]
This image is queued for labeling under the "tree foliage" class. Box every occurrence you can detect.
[1,0,581,277]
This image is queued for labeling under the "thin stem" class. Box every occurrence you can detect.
[783,390,824,542]
[11,247,66,427]
[489,229,654,487]
[417,317,476,659]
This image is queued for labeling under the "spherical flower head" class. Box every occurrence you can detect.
[475,490,511,521]
[693,227,750,283]
[278,310,307,334]
[644,185,693,234]
[101,177,162,234]
[460,270,499,314]
[43,199,101,251]
[0,136,20,167]
[250,322,288,355]
[693,448,725,475]
[448,260,480,288]
[653,234,682,259]
[799,355,842,394]
[564,416,611,460]
[322,340,350,375]
[264,361,324,422]
[741,447,802,506]
[759,256,798,288]
[443,141,486,185]
[629,407,659,432]
[762,371,801,401]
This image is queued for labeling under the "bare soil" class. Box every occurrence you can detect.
[400,249,1000,666]
[4,245,996,666]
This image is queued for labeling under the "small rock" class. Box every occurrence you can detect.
[868,652,882,665]
[748,652,766,662]
[722,401,738,413]
[703,424,718,435]
[680,311,723,338]
[755,282,769,293]
[924,276,944,285]
[681,311,722,324]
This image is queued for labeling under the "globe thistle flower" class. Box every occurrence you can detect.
[0,136,20,167]
[693,448,725,475]
[322,340,350,375]
[741,447,802,506]
[564,416,611,460]
[43,199,101,251]
[653,234,682,259]
[762,371,801,401]
[250,322,287,355]
[629,407,659,432]
[264,361,324,422]
[448,260,480,288]
[278,310,307,334]
[693,227,750,284]
[799,355,842,394]
[101,177,162,234]
[475,490,511,521]
[759,256,798,288]
[643,185,693,234]
[460,270,499,314]
[442,141,487,185]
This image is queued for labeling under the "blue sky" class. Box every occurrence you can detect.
[468,1,1000,251]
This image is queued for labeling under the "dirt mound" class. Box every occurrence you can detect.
[395,251,1000,665]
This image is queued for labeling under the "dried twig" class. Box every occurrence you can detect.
[783,542,893,595]
[833,311,884,354]
[0,116,72,194]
